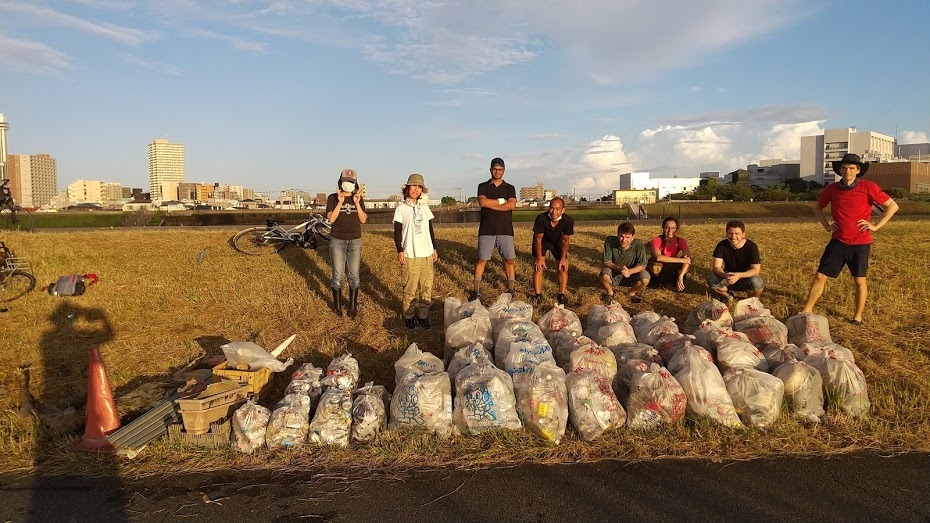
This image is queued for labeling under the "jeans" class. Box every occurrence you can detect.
[329,237,361,290]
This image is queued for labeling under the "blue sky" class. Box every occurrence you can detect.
[2,0,928,201]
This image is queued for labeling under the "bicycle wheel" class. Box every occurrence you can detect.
[231,227,288,255]
[0,205,35,232]
[0,270,36,302]
[311,223,331,242]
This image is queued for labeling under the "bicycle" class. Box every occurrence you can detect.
[231,213,332,255]
[0,179,35,232]
[0,241,36,302]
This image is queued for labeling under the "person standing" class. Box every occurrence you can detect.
[326,168,367,318]
[393,174,439,330]
[469,157,517,302]
[532,197,574,306]
[801,153,898,325]
[647,216,692,292]
[708,220,763,301]
[600,222,650,304]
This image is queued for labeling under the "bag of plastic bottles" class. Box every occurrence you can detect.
[584,301,631,339]
[504,339,556,391]
[568,345,618,382]
[447,344,494,384]
[683,299,733,334]
[804,350,870,418]
[445,315,494,361]
[566,369,626,441]
[716,337,768,373]
[637,317,680,346]
[351,382,387,443]
[538,304,583,343]
[734,315,788,347]
[494,322,547,369]
[395,343,444,382]
[488,293,534,333]
[693,321,751,354]
[723,367,784,428]
[390,371,454,438]
[308,388,353,447]
[773,360,824,423]
[595,321,636,348]
[732,297,770,323]
[666,344,713,375]
[550,332,599,370]
[231,400,271,453]
[785,313,832,346]
[673,347,742,428]
[444,296,489,328]
[515,362,568,445]
[452,361,522,435]
[609,342,663,367]
[285,363,324,402]
[616,359,687,430]
[761,343,804,371]
[653,333,694,364]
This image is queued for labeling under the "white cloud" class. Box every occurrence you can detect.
[0,36,72,75]
[0,3,159,46]
[185,28,268,54]
[899,130,929,144]
[119,53,182,75]
[762,121,824,160]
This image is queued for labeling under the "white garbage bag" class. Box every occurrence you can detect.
[804,350,870,418]
[504,339,556,390]
[653,333,694,364]
[722,367,784,428]
[447,344,494,384]
[786,313,832,346]
[285,363,324,402]
[320,353,361,391]
[716,337,769,372]
[596,321,637,348]
[231,400,271,453]
[265,395,312,449]
[568,345,618,382]
[443,296,465,329]
[488,293,534,334]
[616,359,687,430]
[762,343,804,371]
[693,321,751,354]
[452,361,522,435]
[550,332,599,370]
[773,360,824,423]
[351,382,387,443]
[638,317,680,346]
[734,315,788,347]
[221,341,294,373]
[495,328,548,370]
[800,342,856,363]
[566,369,626,441]
[395,343,444,383]
[390,371,454,438]
[584,301,631,339]
[445,315,494,361]
[666,345,714,375]
[609,342,663,367]
[732,298,771,323]
[630,311,662,335]
[515,362,568,445]
[308,387,353,447]
[683,299,733,334]
[538,305,583,343]
[673,348,743,428]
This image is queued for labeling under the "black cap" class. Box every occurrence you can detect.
[490,157,505,168]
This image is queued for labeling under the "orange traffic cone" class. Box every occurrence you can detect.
[71,345,121,452]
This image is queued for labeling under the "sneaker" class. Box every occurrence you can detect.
[532,293,543,307]
[556,293,567,306]
[601,293,614,305]
[467,290,479,302]
[417,317,431,331]
[630,294,643,304]
[404,318,416,329]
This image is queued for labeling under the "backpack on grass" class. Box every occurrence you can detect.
[46,273,98,296]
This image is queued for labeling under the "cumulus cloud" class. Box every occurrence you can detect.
[899,130,929,144]
[763,121,824,159]
[0,36,72,75]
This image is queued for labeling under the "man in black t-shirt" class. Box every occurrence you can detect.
[532,197,574,306]
[708,220,764,301]
[469,157,517,302]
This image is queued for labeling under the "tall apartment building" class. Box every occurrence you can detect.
[148,138,185,200]
[7,154,58,208]
[68,179,126,204]
[519,183,547,201]
[0,113,9,182]
[801,127,895,185]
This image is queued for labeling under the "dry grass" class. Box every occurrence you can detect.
[1,220,929,477]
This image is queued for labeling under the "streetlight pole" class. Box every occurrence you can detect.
[457,187,461,204]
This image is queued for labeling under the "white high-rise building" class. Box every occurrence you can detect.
[801,128,895,185]
[0,113,9,182]
[148,138,185,200]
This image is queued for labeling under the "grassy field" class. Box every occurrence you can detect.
[1,220,929,476]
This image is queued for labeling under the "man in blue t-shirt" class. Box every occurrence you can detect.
[469,157,517,302]
[532,197,574,306]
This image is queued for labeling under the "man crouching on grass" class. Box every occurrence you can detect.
[601,222,649,305]
[708,220,763,301]
[801,153,898,326]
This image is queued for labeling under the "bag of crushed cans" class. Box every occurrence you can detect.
[308,387,353,447]
[231,400,271,453]
[320,353,361,391]
[351,382,387,443]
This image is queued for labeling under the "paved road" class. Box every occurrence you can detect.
[2,452,927,522]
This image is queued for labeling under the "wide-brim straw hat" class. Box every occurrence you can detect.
[402,173,429,193]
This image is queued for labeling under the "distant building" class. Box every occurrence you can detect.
[745,159,801,188]
[801,127,895,185]
[728,169,752,185]
[148,138,185,200]
[520,183,551,201]
[700,171,721,179]
[316,193,327,205]
[279,189,314,207]
[620,171,701,198]
[896,143,930,162]
[7,153,58,208]
[867,161,930,193]
[612,189,657,205]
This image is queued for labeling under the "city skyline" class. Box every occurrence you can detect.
[2,1,928,200]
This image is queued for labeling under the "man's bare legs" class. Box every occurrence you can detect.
[853,276,867,322]
[557,261,569,294]
[802,272,829,313]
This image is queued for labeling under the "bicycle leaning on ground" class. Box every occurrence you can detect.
[0,241,36,302]
[0,179,35,232]
[231,213,332,255]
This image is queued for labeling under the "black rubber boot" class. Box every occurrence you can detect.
[347,288,359,318]
[331,288,343,317]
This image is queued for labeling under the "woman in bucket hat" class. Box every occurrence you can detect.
[801,153,899,325]
[392,173,438,330]
[325,169,367,318]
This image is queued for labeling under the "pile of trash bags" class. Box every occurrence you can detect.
[232,293,871,452]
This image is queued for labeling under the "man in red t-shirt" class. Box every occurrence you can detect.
[801,153,899,325]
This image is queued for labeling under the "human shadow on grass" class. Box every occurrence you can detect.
[276,244,332,302]
[24,301,128,521]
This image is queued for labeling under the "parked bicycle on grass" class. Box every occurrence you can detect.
[1,179,35,232]
[0,241,36,302]
[231,213,332,255]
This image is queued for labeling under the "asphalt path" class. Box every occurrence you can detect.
[2,452,927,522]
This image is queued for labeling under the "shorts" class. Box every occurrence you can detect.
[532,241,563,261]
[817,239,870,278]
[601,267,650,287]
[707,273,764,292]
[477,235,516,261]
